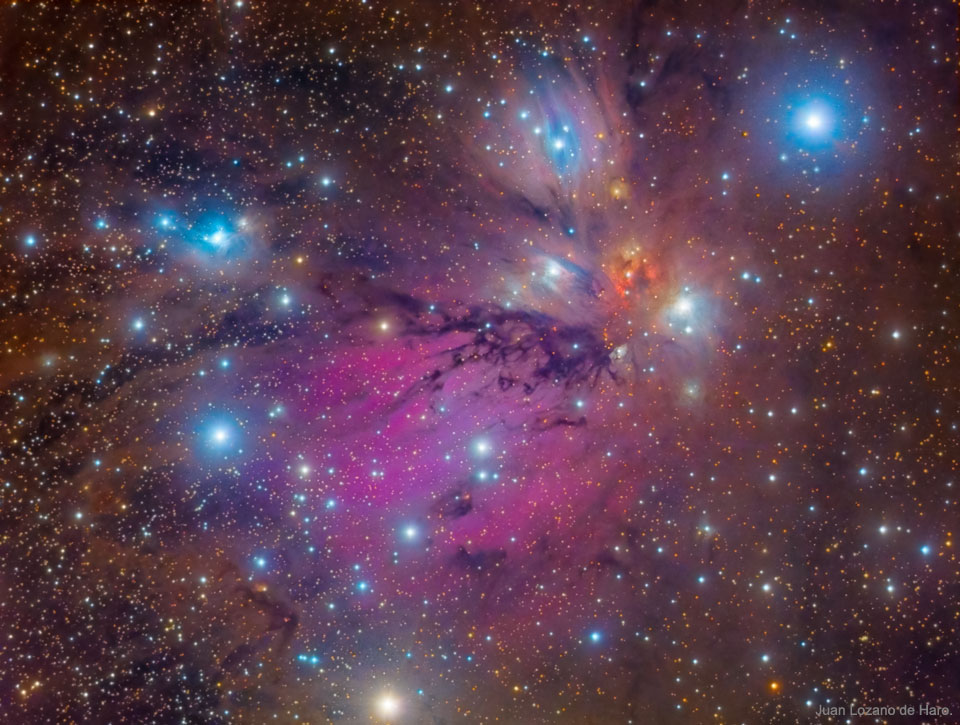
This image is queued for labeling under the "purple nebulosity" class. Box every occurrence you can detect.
[0,1,957,723]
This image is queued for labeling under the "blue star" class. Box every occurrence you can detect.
[791,99,840,146]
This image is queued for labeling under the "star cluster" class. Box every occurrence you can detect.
[0,1,957,723]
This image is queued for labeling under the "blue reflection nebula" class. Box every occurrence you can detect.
[542,114,580,174]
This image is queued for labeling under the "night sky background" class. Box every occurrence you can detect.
[1,1,958,723]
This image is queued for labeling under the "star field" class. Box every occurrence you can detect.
[0,1,958,723]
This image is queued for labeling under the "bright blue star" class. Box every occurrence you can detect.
[542,116,580,173]
[791,99,839,146]
[207,229,228,248]
[199,417,242,457]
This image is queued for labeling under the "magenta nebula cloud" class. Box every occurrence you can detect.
[1,2,957,723]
